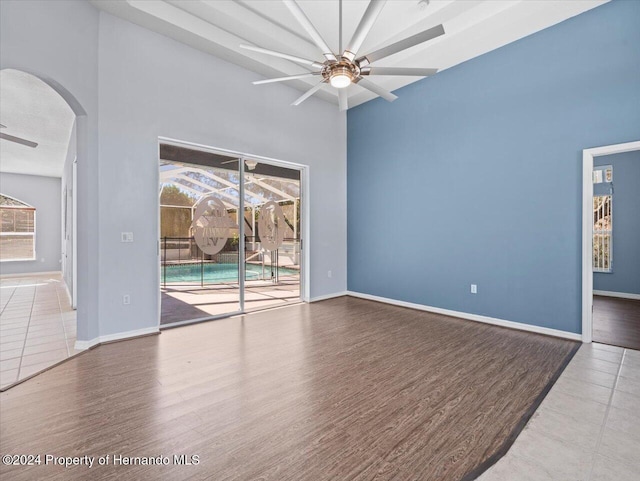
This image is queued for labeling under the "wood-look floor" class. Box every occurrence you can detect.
[0,297,577,481]
[593,295,640,350]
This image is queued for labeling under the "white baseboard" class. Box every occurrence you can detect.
[63,279,73,306]
[310,291,348,302]
[593,290,640,300]
[347,291,582,342]
[0,270,62,279]
[75,326,159,350]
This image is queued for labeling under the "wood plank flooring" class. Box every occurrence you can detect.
[0,297,577,481]
[593,295,640,350]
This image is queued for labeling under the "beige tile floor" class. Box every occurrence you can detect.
[0,273,79,389]
[478,342,640,481]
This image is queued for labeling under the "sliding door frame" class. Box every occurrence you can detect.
[157,136,310,330]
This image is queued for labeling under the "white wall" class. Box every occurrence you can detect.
[0,173,61,275]
[97,13,347,337]
[1,1,347,342]
[0,0,100,341]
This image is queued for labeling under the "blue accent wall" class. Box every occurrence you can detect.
[594,151,640,295]
[347,0,640,334]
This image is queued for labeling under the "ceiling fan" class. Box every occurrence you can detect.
[0,124,38,148]
[241,0,445,111]
[220,159,259,170]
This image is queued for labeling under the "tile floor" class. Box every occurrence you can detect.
[478,342,640,481]
[0,273,79,389]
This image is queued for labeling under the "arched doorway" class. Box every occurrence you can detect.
[0,68,84,389]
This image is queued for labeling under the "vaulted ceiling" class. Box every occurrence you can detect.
[0,69,75,178]
[91,0,607,109]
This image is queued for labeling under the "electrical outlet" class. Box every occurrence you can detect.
[123,294,131,305]
[471,284,477,294]
[327,270,332,278]
[121,232,134,243]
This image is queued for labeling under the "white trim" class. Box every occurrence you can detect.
[72,159,78,309]
[156,137,310,321]
[347,291,583,341]
[0,270,61,279]
[239,154,246,310]
[74,326,159,350]
[310,291,348,302]
[582,140,640,343]
[0,256,37,262]
[301,164,310,302]
[158,136,309,170]
[63,279,73,306]
[593,290,640,301]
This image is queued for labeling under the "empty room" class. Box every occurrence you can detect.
[0,1,639,480]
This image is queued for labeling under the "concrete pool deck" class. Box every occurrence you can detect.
[160,277,301,326]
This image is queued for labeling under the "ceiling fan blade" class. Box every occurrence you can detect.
[253,73,320,85]
[343,0,386,62]
[355,77,397,102]
[0,132,38,148]
[283,0,336,62]
[0,124,6,129]
[361,67,438,76]
[357,24,445,66]
[338,0,343,54]
[338,89,348,112]
[240,44,324,69]
[292,81,326,106]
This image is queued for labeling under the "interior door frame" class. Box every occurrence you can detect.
[157,137,310,329]
[72,157,78,309]
[581,140,640,342]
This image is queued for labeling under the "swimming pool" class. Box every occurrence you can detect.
[163,263,299,283]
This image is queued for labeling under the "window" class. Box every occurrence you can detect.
[0,194,36,261]
[593,195,612,272]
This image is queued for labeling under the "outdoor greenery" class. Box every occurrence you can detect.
[160,185,196,237]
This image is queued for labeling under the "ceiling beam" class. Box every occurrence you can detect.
[250,177,296,201]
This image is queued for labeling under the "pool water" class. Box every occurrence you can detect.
[163,263,299,283]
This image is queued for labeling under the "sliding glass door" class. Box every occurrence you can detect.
[159,143,304,327]
[159,145,242,325]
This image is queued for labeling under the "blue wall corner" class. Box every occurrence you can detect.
[347,0,640,334]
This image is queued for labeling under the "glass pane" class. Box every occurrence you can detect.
[0,234,35,260]
[159,148,241,325]
[592,194,612,272]
[1,208,34,233]
[244,162,301,312]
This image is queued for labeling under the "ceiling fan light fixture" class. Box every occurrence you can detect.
[245,159,258,170]
[329,66,354,89]
[246,0,445,109]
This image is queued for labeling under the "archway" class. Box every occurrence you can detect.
[0,68,86,389]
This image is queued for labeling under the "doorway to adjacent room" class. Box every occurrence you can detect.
[582,140,640,350]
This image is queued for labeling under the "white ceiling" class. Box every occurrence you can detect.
[0,69,75,178]
[91,0,607,109]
